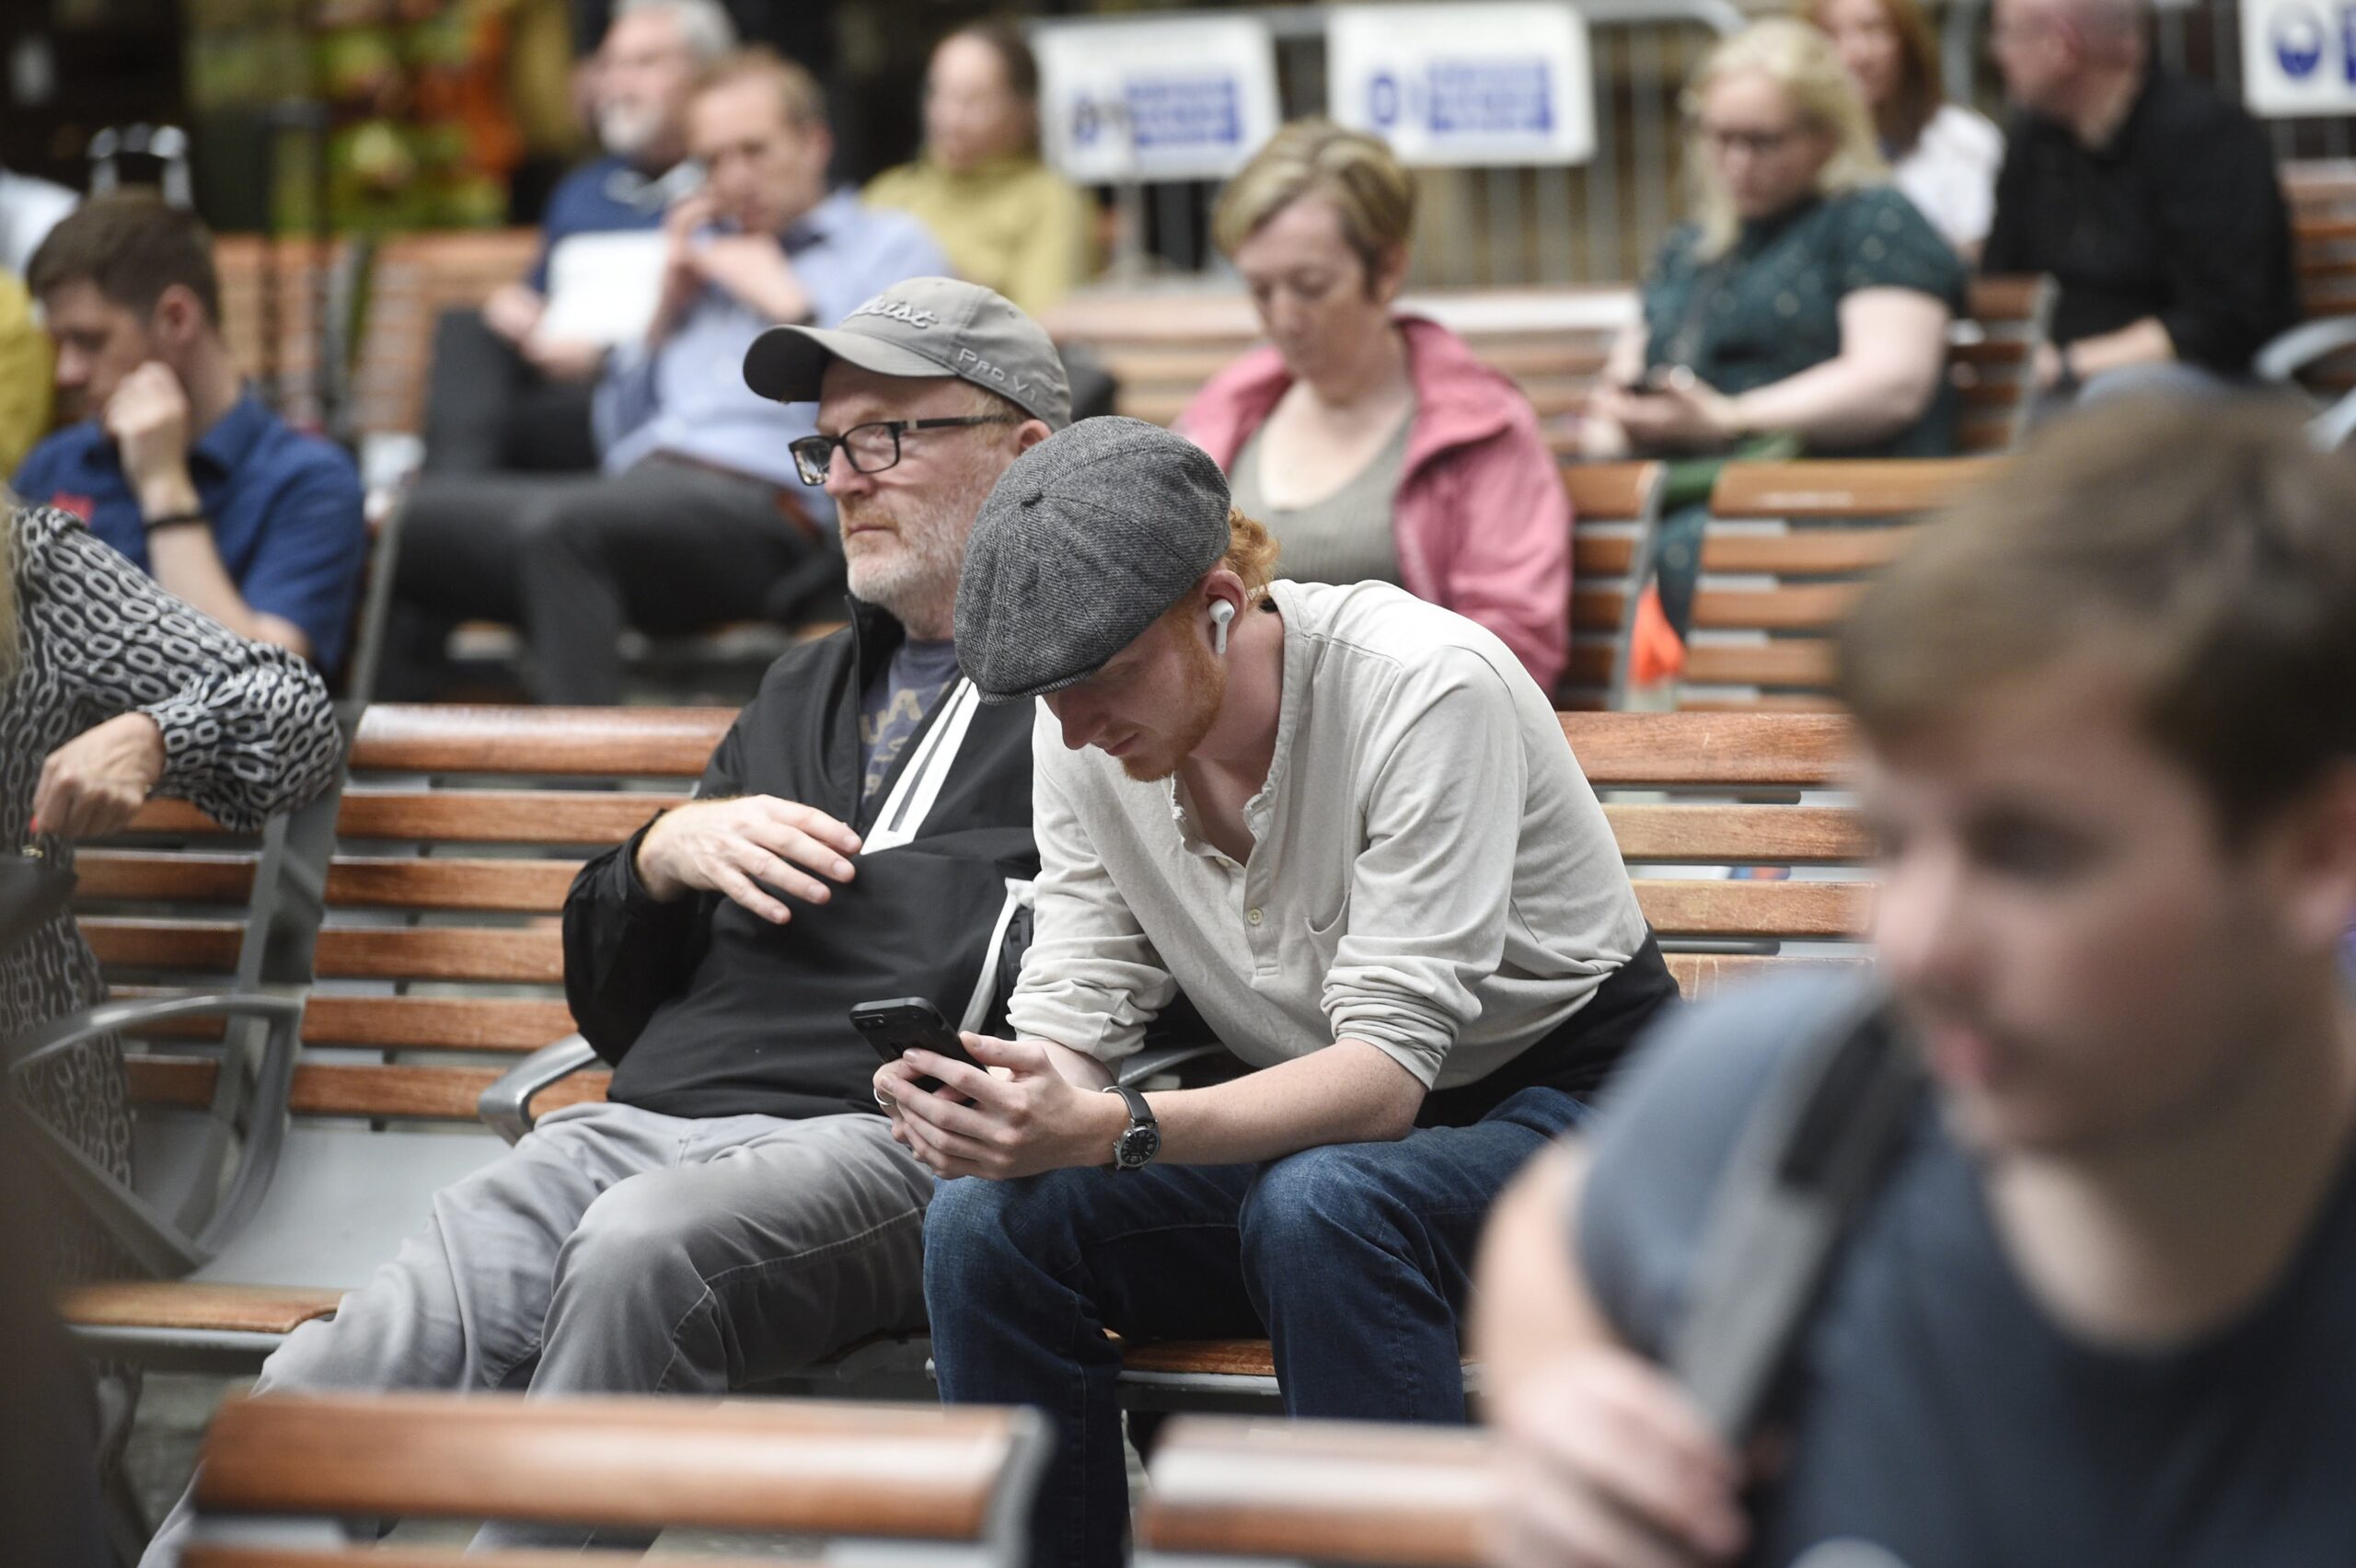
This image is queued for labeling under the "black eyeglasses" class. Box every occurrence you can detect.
[789,415,1018,487]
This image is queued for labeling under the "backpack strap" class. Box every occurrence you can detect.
[1665,984,1925,1444]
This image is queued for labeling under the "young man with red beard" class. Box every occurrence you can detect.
[882,416,1679,1568]
[1476,397,2356,1568]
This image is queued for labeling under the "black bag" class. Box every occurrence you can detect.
[1666,985,1924,1445]
[0,847,74,958]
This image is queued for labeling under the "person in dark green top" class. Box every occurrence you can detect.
[1567,18,1965,637]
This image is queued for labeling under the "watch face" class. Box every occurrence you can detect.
[1114,1123,1161,1170]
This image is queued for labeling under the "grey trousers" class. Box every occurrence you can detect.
[140,1101,932,1562]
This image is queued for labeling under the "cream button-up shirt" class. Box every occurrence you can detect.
[1006,580,1649,1092]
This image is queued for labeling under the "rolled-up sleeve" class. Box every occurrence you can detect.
[1002,707,1177,1063]
[1323,656,1527,1086]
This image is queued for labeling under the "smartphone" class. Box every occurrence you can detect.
[849,997,982,1094]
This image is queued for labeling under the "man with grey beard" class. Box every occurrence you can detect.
[136,279,1063,1565]
[423,0,734,475]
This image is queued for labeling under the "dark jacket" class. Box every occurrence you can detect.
[562,600,1038,1121]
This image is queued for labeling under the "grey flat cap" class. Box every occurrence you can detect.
[957,417,1231,703]
[743,276,1071,429]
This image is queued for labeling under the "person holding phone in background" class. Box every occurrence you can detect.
[136,278,1065,1566]
[1566,19,1962,641]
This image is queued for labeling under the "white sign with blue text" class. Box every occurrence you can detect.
[1034,17,1282,184]
[1326,4,1595,167]
[2243,0,2356,116]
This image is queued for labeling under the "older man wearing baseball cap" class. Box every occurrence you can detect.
[881,416,1680,1568]
[138,281,1067,1566]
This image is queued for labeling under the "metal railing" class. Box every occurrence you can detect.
[1047,1,1745,289]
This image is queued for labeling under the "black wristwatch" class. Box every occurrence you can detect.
[1102,1083,1161,1172]
[2052,345,2083,398]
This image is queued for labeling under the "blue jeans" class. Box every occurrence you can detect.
[923,1086,1581,1568]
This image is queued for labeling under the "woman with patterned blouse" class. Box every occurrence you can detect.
[2,502,344,1280]
[1567,20,1964,635]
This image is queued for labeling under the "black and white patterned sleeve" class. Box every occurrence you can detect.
[17,507,346,831]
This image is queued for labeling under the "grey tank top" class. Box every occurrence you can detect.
[1229,405,1415,588]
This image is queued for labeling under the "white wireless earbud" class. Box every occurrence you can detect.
[1209,599,1237,657]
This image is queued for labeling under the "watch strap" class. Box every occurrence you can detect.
[143,509,209,533]
[1103,1081,1155,1127]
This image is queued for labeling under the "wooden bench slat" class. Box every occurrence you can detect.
[105,989,580,1052]
[1603,803,1871,862]
[1708,458,1992,520]
[302,994,579,1051]
[1680,640,1839,690]
[1559,460,1659,523]
[338,789,677,845]
[326,858,583,913]
[75,850,257,905]
[57,1281,342,1335]
[1557,711,1854,785]
[351,705,730,777]
[1143,1417,1493,1568]
[125,1057,608,1120]
[193,1392,1023,1539]
[316,926,565,983]
[1574,582,1861,636]
[1632,878,1869,938]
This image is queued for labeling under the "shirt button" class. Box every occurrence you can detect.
[1246,907,1265,927]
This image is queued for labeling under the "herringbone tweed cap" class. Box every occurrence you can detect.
[957,416,1231,702]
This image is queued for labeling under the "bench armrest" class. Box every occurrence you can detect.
[12,991,304,1277]
[479,1034,598,1145]
[2257,316,2356,384]
[1118,1042,1225,1090]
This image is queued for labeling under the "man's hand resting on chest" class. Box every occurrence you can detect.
[633,796,862,923]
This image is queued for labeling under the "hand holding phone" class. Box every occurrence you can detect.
[850,997,983,1095]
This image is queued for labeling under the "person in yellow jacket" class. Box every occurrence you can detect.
[0,272,53,475]
[864,22,1095,317]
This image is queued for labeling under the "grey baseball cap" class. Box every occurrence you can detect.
[957,417,1232,703]
[743,276,1071,429]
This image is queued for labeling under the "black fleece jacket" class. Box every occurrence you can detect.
[561,600,1038,1121]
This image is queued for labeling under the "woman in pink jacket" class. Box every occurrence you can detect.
[1176,121,1569,692]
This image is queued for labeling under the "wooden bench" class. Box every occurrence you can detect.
[348,228,542,442]
[1142,1415,1492,1568]
[1561,460,1664,709]
[64,706,1869,1404]
[1645,457,1999,712]
[180,1390,1046,1567]
[211,236,356,433]
[1043,277,2051,459]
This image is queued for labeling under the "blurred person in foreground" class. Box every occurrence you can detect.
[902,417,1678,1568]
[13,194,369,677]
[1565,18,1962,640]
[1178,121,1569,692]
[864,21,1095,317]
[425,0,738,477]
[382,47,948,705]
[1807,0,2004,256]
[1982,0,2298,406]
[137,280,1061,1562]
[2,501,342,1285]
[1477,396,2356,1568]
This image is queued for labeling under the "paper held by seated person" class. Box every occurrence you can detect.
[535,230,671,348]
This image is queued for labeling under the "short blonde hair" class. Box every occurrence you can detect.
[699,44,826,129]
[1212,120,1415,282]
[1684,18,1884,259]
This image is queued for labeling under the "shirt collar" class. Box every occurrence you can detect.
[189,387,270,479]
[781,188,854,253]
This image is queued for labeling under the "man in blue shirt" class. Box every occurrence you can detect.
[426,0,734,475]
[13,192,367,675]
[383,48,947,705]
